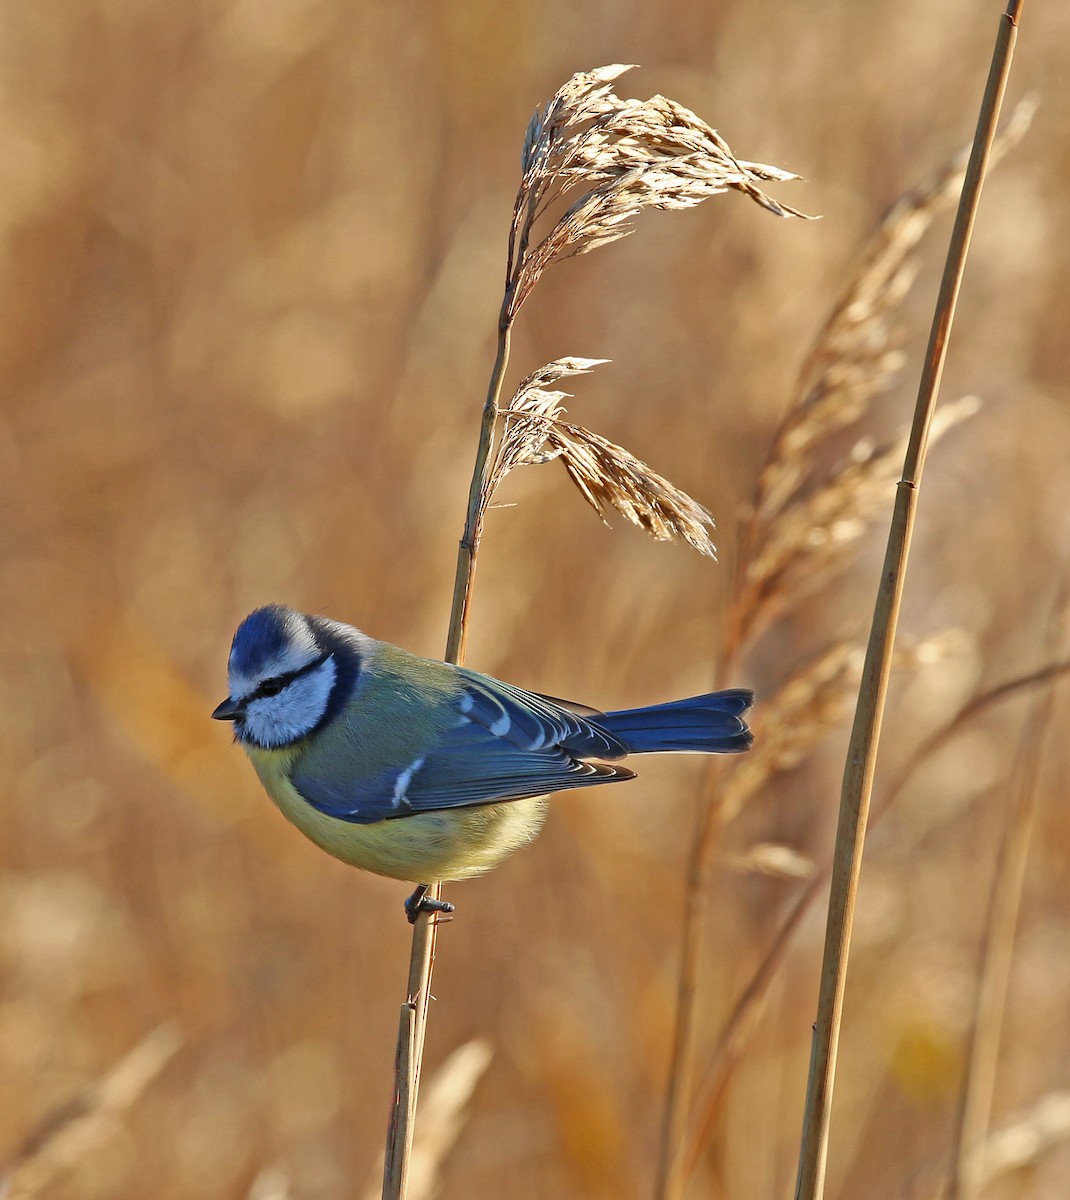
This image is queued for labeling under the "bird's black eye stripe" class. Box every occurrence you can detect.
[250,653,331,702]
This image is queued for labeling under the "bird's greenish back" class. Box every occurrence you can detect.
[292,642,460,783]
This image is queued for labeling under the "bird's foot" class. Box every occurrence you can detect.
[404,884,456,925]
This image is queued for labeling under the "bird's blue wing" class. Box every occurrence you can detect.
[291,673,632,825]
[455,670,629,759]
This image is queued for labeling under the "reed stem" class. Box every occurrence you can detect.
[793,5,1024,1198]
[382,305,514,1200]
[446,314,513,665]
[653,776,726,1200]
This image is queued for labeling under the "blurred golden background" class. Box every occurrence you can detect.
[2,1,1069,1198]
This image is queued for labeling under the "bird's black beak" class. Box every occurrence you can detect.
[212,697,244,721]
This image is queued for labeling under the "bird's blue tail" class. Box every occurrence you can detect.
[598,688,753,755]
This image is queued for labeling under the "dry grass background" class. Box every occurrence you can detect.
[2,2,1069,1198]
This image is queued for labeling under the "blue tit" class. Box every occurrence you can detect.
[213,605,753,908]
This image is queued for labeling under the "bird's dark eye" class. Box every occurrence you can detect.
[258,678,285,698]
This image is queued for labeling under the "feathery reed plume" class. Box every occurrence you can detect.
[655,126,968,1200]
[389,64,806,1200]
[507,65,812,319]
[727,95,1033,659]
[490,358,717,554]
[724,628,971,820]
[552,423,717,554]
[734,396,979,648]
[488,357,610,484]
[723,843,815,880]
[0,1024,181,1200]
[748,96,1033,535]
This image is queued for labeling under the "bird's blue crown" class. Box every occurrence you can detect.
[230,604,305,677]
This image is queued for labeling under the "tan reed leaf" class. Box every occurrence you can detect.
[906,1090,1070,1200]
[507,65,812,319]
[892,627,974,671]
[973,1090,1070,1189]
[751,98,1033,532]
[734,394,979,648]
[722,843,816,879]
[0,1024,182,1200]
[721,643,863,821]
[247,1167,295,1200]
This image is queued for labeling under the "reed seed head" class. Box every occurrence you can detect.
[488,358,718,556]
[507,65,812,320]
[752,99,1034,534]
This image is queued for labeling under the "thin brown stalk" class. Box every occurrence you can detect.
[383,1003,418,1198]
[946,598,1064,1200]
[656,640,858,1200]
[793,7,1025,1198]
[653,763,725,1200]
[369,1041,493,1200]
[946,736,1042,1200]
[446,310,513,666]
[680,873,825,1181]
[656,138,956,1200]
[383,310,513,1200]
[657,96,1031,1199]
[655,636,957,1200]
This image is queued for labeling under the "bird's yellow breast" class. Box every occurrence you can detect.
[244,743,547,882]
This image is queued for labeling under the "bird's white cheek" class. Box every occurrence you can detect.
[241,658,338,748]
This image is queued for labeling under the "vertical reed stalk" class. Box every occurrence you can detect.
[381,306,515,1200]
[653,773,727,1200]
[680,872,824,1180]
[793,5,1025,1199]
[446,313,513,665]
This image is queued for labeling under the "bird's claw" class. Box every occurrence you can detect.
[404,885,456,925]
